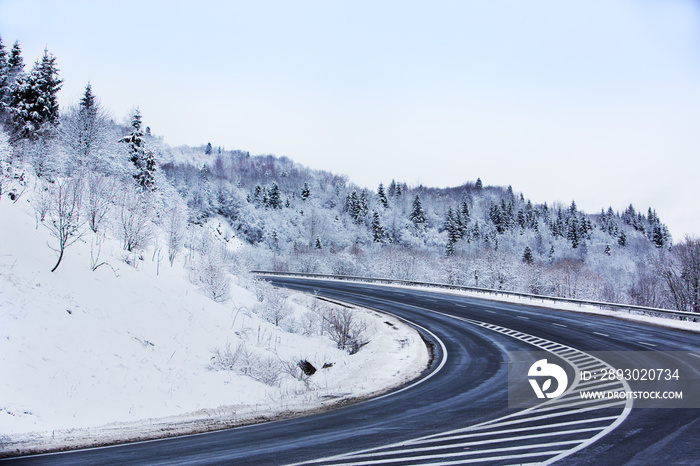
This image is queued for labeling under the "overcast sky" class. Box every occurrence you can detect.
[1,0,699,238]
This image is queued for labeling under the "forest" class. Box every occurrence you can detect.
[1,36,699,315]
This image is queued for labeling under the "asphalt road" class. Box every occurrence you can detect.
[6,277,700,465]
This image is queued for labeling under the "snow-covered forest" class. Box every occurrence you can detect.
[1,37,699,315]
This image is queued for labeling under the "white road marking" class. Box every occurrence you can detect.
[551,323,568,328]
[593,332,609,337]
[412,416,619,445]
[517,315,530,320]
[328,442,580,465]
[638,341,657,347]
[339,428,603,459]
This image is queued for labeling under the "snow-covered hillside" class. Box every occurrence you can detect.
[0,193,428,454]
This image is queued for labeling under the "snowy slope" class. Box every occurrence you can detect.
[0,194,428,454]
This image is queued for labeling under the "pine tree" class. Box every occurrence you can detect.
[119,109,156,190]
[475,178,483,190]
[7,41,23,75]
[346,191,363,224]
[445,238,455,256]
[522,246,534,265]
[8,48,62,141]
[388,179,397,198]
[0,36,8,125]
[301,182,311,201]
[371,210,385,243]
[359,189,369,219]
[66,82,105,169]
[205,142,213,155]
[377,183,388,208]
[0,36,7,79]
[268,182,281,209]
[1,41,24,120]
[472,221,481,240]
[445,207,461,244]
[618,230,627,247]
[567,216,581,248]
[409,194,426,229]
[460,199,470,222]
[652,224,665,248]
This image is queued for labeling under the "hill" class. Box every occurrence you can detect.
[156,142,688,311]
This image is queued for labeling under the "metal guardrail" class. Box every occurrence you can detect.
[252,270,700,322]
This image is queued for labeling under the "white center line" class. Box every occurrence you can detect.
[689,353,700,359]
[593,332,609,337]
[638,341,657,347]
[517,315,530,320]
[552,323,567,328]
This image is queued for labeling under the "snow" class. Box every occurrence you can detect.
[0,195,428,455]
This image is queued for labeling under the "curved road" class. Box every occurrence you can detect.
[6,277,700,464]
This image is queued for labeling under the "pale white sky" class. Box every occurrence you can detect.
[1,0,699,238]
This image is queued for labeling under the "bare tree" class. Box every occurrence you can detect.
[45,177,84,272]
[323,306,367,354]
[195,230,231,302]
[657,236,700,313]
[118,186,152,252]
[165,202,186,266]
[85,172,113,233]
[198,252,231,302]
[32,178,52,227]
[0,129,13,199]
[262,289,291,326]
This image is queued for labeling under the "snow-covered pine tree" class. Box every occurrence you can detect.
[0,36,8,125]
[1,40,25,127]
[409,194,426,229]
[7,41,23,78]
[61,82,110,172]
[618,230,627,247]
[119,109,156,191]
[8,48,62,142]
[522,246,534,264]
[268,182,281,209]
[359,189,369,219]
[377,183,388,208]
[445,238,455,256]
[444,207,461,244]
[567,216,581,248]
[460,199,470,222]
[346,191,363,224]
[371,210,385,243]
[301,182,311,201]
[388,179,396,198]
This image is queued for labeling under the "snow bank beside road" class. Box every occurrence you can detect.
[0,197,428,456]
